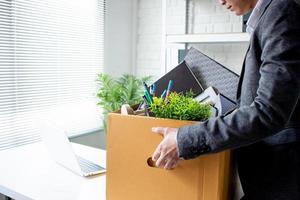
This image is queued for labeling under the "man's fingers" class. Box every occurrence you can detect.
[152,144,161,162]
[155,147,168,167]
[151,127,179,169]
[164,151,180,170]
[171,160,179,169]
[155,155,167,168]
[164,159,176,170]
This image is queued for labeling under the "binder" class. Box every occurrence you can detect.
[153,61,203,97]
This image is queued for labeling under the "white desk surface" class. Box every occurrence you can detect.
[0,142,106,200]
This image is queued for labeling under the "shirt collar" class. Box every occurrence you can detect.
[246,0,270,35]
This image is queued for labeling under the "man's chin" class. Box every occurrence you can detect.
[233,9,247,16]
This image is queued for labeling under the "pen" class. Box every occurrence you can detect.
[161,89,167,99]
[165,80,173,100]
[143,82,153,103]
[143,82,150,95]
[144,91,153,104]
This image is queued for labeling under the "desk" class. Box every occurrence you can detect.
[0,142,106,200]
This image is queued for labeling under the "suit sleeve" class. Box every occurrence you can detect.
[177,1,300,159]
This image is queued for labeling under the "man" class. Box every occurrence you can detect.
[152,0,300,199]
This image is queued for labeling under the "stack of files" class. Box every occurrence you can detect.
[195,86,236,116]
[153,47,239,116]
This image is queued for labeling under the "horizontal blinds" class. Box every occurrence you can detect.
[0,0,105,150]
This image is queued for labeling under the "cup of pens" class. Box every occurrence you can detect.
[141,80,173,116]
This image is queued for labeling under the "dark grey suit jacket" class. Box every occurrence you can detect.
[177,0,300,159]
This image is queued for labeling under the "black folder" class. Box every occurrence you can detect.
[153,61,203,97]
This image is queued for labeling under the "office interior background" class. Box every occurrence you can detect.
[0,0,249,199]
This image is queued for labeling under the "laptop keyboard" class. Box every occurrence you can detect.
[76,155,105,174]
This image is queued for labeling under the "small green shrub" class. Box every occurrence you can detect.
[150,92,211,121]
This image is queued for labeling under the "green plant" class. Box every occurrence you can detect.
[150,92,211,121]
[96,73,152,130]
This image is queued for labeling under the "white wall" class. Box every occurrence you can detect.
[135,0,249,78]
[186,0,243,34]
[135,0,163,79]
[104,0,137,77]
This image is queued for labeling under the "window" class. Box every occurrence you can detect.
[0,0,105,150]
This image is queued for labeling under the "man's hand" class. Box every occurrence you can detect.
[151,127,180,170]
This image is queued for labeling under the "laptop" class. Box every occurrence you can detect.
[40,122,106,177]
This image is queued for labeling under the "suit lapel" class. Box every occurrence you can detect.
[236,0,274,104]
[252,0,274,31]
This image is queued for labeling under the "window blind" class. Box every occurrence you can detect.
[0,0,105,150]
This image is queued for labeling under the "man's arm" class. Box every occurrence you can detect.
[178,0,300,159]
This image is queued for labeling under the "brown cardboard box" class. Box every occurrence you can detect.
[107,113,231,200]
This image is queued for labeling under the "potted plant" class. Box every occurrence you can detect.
[96,73,152,131]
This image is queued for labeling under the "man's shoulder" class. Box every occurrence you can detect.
[257,0,300,33]
[266,0,300,16]
[271,0,299,8]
